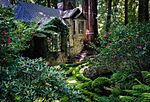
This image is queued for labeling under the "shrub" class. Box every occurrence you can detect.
[0,57,84,101]
[0,6,35,67]
[91,23,150,71]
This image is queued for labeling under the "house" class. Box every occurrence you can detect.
[14,1,86,64]
[62,8,86,57]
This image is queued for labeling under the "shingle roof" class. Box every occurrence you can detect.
[0,0,10,6]
[14,1,84,22]
[62,8,81,19]
[14,2,61,22]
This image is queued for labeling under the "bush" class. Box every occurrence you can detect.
[0,6,35,67]
[91,23,150,71]
[0,57,84,101]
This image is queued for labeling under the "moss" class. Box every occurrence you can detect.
[141,71,150,84]
[60,96,69,102]
[66,67,74,76]
[78,89,101,101]
[132,84,150,93]
[92,77,111,88]
[72,66,80,75]
[119,96,136,102]
[142,93,150,100]
[111,72,127,83]
[124,90,142,96]
[75,73,91,82]
[111,88,122,97]
[76,81,92,91]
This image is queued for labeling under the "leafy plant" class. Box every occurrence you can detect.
[0,57,84,101]
[0,6,36,67]
[91,22,150,71]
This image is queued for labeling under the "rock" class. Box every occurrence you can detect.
[83,66,113,80]
[83,66,99,80]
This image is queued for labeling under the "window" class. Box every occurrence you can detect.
[67,2,73,9]
[78,21,84,34]
[47,32,61,52]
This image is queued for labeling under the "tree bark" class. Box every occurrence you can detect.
[47,0,51,7]
[138,0,149,22]
[125,0,128,25]
[83,0,98,42]
[106,0,112,32]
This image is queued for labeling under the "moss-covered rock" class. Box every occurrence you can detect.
[75,73,91,82]
[83,66,100,80]
[83,66,113,80]
[92,77,111,88]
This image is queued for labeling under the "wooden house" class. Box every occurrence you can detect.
[62,8,86,57]
[14,0,98,64]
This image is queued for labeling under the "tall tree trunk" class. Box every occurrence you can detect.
[83,0,98,42]
[47,0,51,7]
[93,0,98,39]
[138,0,149,22]
[125,0,128,25]
[106,0,112,32]
[10,0,16,4]
[82,0,89,30]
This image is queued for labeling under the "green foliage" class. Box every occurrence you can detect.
[132,84,150,93]
[0,7,35,67]
[0,57,84,101]
[62,61,150,102]
[123,84,150,102]
[141,71,150,84]
[97,0,139,33]
[91,22,150,71]
[119,96,136,102]
[37,17,68,37]
[92,77,111,88]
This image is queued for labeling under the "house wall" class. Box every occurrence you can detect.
[47,18,86,65]
[68,19,86,57]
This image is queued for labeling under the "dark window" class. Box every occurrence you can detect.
[73,20,75,34]
[67,2,73,9]
[47,33,61,52]
[78,21,84,34]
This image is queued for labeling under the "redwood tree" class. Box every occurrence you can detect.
[106,0,112,32]
[138,0,149,22]
[125,0,128,25]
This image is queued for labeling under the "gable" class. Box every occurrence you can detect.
[62,8,85,20]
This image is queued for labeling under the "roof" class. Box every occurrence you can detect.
[62,8,85,19]
[0,0,10,6]
[14,2,61,22]
[14,2,84,22]
[57,2,63,10]
[62,8,81,19]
